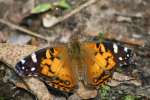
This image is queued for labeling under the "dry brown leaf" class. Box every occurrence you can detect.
[0,43,53,100]
[108,72,142,86]
[76,82,97,99]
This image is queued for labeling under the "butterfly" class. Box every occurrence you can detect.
[15,37,133,93]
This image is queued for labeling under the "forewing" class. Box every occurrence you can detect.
[16,47,77,92]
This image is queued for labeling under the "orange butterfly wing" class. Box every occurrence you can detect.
[81,42,116,88]
[16,47,77,93]
[39,47,78,92]
[16,40,133,92]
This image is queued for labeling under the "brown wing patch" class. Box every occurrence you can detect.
[39,48,77,92]
[82,42,116,88]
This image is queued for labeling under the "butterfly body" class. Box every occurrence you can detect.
[16,39,133,93]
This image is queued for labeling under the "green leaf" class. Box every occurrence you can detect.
[98,32,105,38]
[100,85,111,99]
[0,97,4,100]
[31,3,53,14]
[123,95,136,100]
[57,0,71,9]
[101,85,111,91]
[98,32,105,42]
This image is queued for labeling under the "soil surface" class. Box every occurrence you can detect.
[0,0,150,100]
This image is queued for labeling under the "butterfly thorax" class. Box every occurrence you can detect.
[67,41,86,81]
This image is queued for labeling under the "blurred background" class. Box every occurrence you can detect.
[0,0,150,100]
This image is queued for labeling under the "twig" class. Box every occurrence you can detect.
[86,32,145,46]
[0,19,50,41]
[0,0,99,42]
[53,0,99,26]
[104,32,145,46]
[114,12,143,18]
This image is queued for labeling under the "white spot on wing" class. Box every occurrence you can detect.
[31,53,37,63]
[113,43,118,53]
[127,54,130,57]
[22,66,25,70]
[28,74,32,76]
[119,63,123,66]
[119,57,123,61]
[31,67,36,71]
[124,47,128,52]
[34,74,38,76]
[21,59,25,64]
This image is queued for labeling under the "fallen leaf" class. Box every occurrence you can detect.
[56,0,71,10]
[108,72,142,86]
[31,3,53,14]
[76,82,97,99]
[42,14,58,28]
[7,33,31,45]
[117,16,132,22]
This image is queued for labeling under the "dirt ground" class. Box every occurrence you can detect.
[0,0,150,100]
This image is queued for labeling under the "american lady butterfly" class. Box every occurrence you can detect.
[15,37,133,93]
